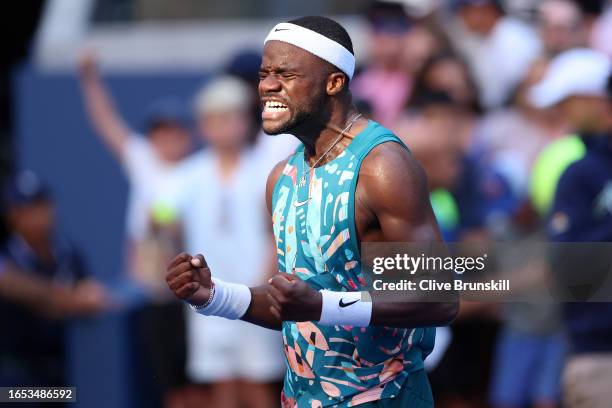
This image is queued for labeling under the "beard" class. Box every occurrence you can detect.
[262,88,329,135]
[264,108,322,135]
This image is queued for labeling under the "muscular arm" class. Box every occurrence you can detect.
[357,142,459,327]
[166,144,458,330]
[77,52,131,157]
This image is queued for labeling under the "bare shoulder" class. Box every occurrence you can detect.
[360,141,428,192]
[358,141,430,212]
[266,157,290,215]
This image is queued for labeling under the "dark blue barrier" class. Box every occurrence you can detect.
[14,64,209,408]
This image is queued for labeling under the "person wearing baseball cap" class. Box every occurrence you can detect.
[77,52,197,406]
[532,48,612,407]
[529,48,611,111]
[0,170,109,387]
[163,75,286,407]
[529,48,611,216]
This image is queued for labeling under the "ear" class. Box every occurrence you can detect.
[326,72,347,96]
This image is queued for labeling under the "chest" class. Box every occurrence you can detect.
[274,157,380,288]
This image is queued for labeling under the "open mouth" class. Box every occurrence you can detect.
[262,100,290,123]
[263,100,289,113]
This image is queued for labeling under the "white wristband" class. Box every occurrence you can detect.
[192,278,252,320]
[318,290,372,327]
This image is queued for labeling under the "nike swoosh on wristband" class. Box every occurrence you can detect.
[339,298,359,308]
[274,28,290,31]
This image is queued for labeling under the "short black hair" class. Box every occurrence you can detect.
[288,16,354,55]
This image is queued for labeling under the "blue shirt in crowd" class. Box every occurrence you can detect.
[548,134,612,354]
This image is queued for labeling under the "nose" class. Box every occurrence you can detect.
[259,73,282,96]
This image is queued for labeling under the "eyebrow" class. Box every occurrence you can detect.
[259,62,300,73]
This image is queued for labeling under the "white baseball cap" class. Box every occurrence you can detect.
[194,75,252,115]
[528,48,611,109]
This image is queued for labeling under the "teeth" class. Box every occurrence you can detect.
[264,100,288,112]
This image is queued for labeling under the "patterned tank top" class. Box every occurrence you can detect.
[271,120,435,407]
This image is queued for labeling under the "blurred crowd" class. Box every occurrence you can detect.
[1,0,612,407]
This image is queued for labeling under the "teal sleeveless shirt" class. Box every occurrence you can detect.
[272,121,435,408]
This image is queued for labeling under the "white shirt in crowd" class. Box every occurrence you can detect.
[160,133,298,382]
[121,135,193,241]
[453,16,542,109]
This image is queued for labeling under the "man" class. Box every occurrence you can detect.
[351,1,413,127]
[164,75,286,408]
[450,0,542,109]
[78,52,193,273]
[78,54,193,408]
[166,16,458,407]
[529,48,612,408]
[0,171,108,391]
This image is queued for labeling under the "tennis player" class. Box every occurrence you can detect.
[166,16,458,407]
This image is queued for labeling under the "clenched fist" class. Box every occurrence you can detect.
[166,253,212,306]
[267,273,322,322]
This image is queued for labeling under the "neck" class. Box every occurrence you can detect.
[296,104,364,166]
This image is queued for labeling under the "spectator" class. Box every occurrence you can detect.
[396,88,502,407]
[162,75,286,408]
[77,52,194,408]
[396,90,464,201]
[0,171,108,392]
[352,1,413,126]
[77,51,193,288]
[449,0,542,109]
[530,48,612,408]
[402,24,447,88]
[405,53,481,150]
[481,59,567,408]
[224,49,264,137]
[538,0,587,56]
[475,58,567,198]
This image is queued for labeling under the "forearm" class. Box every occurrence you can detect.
[315,288,458,329]
[79,70,130,155]
[242,285,283,330]
[0,271,72,317]
[370,291,459,328]
[0,271,49,309]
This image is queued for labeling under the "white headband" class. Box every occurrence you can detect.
[264,22,355,80]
